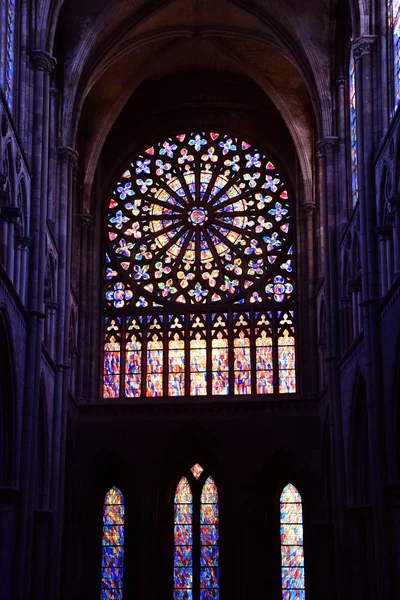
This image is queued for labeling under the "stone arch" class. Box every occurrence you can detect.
[0,308,16,486]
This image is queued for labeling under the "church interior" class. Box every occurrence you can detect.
[0,0,400,598]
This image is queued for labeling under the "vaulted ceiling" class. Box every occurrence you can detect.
[52,0,353,204]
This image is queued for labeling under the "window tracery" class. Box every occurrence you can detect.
[103,132,296,399]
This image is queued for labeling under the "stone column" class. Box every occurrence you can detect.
[1,205,21,283]
[389,196,400,277]
[348,277,361,338]
[77,213,93,401]
[302,201,317,394]
[339,295,352,350]
[17,49,56,600]
[375,225,390,296]
[48,301,59,358]
[0,487,19,600]
[353,35,388,598]
[336,76,350,226]
[317,137,348,597]
[386,482,400,598]
[345,506,377,600]
[19,235,32,305]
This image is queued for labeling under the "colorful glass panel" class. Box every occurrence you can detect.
[125,317,142,397]
[146,316,163,396]
[174,478,193,600]
[0,0,15,108]
[211,314,229,395]
[256,312,274,394]
[233,314,251,394]
[103,318,121,398]
[190,315,207,395]
[349,49,358,205]
[101,487,124,600]
[169,315,185,396]
[200,478,219,600]
[278,312,296,394]
[392,0,400,109]
[190,463,204,480]
[280,484,305,600]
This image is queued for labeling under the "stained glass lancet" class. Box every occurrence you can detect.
[200,477,219,600]
[0,0,15,108]
[392,0,400,109]
[103,131,296,399]
[280,484,305,600]
[101,487,125,600]
[349,48,358,205]
[174,477,193,599]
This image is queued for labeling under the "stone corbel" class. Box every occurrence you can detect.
[31,50,57,75]
[351,36,377,60]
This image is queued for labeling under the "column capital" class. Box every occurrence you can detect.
[1,205,22,224]
[352,35,377,60]
[58,146,78,166]
[16,235,32,249]
[375,225,393,242]
[316,136,339,158]
[78,213,94,230]
[336,76,346,88]
[31,50,57,74]
[302,202,316,216]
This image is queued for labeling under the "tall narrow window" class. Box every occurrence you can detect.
[102,487,125,599]
[174,465,219,600]
[103,318,121,399]
[0,0,15,108]
[174,477,193,599]
[392,0,400,109]
[280,484,305,600]
[104,131,297,399]
[277,312,296,394]
[349,48,359,205]
[200,477,219,599]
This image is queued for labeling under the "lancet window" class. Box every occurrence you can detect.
[0,0,15,107]
[103,132,296,399]
[101,487,125,599]
[280,484,306,600]
[349,49,359,205]
[391,0,400,109]
[174,464,219,600]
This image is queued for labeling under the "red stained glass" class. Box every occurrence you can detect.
[101,488,124,599]
[280,484,305,599]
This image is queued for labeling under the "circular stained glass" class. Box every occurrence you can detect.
[106,132,292,306]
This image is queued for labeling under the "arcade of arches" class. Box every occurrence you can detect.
[0,0,400,599]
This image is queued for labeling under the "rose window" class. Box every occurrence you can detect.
[103,132,296,399]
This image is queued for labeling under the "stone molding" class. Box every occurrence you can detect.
[57,146,78,166]
[302,202,316,216]
[316,136,339,158]
[16,235,32,249]
[352,35,377,60]
[31,50,57,74]
[78,213,93,230]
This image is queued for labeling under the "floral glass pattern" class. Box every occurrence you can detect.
[174,477,193,600]
[101,487,125,600]
[104,131,296,398]
[280,484,305,600]
[349,49,358,205]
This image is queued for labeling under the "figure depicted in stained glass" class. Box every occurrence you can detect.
[102,487,125,600]
[103,132,296,399]
[280,484,305,600]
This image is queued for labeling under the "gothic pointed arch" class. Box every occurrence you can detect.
[101,486,125,599]
[279,483,306,599]
[103,131,296,400]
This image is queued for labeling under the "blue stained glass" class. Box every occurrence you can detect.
[1,0,15,108]
[200,568,219,588]
[393,0,400,109]
[201,546,219,566]
[174,477,193,597]
[174,591,193,600]
[282,592,306,600]
[349,49,358,205]
[200,590,219,600]
[280,484,306,599]
[101,488,124,599]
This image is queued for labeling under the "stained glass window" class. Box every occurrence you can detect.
[200,477,219,600]
[391,0,400,109]
[174,477,193,600]
[0,0,15,108]
[101,487,125,600]
[349,49,359,205]
[280,484,305,600]
[174,467,219,600]
[104,132,296,398]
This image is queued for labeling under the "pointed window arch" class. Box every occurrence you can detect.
[349,47,359,206]
[391,0,400,110]
[0,0,15,108]
[174,465,219,600]
[280,484,305,599]
[101,487,125,599]
[103,131,297,400]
